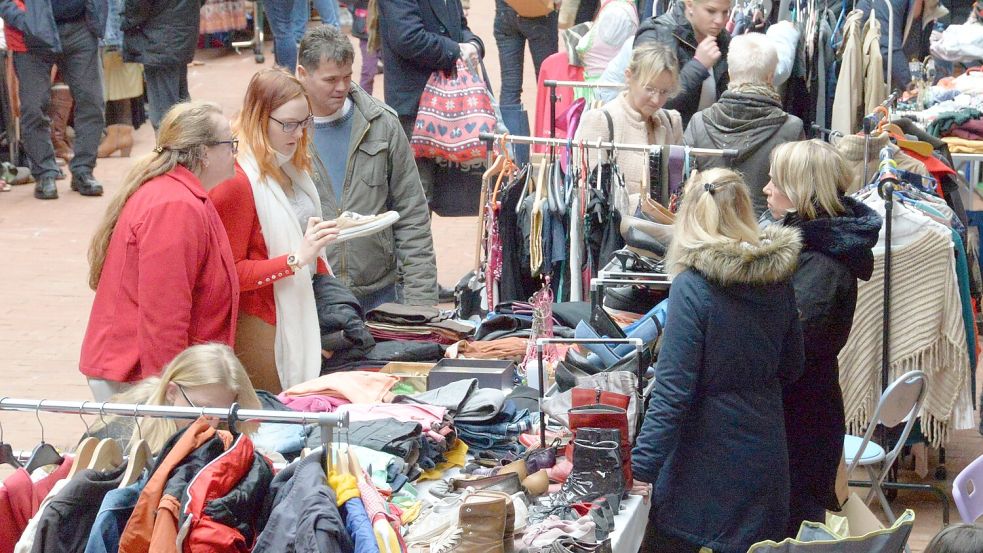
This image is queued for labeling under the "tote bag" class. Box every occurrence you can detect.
[411,59,498,166]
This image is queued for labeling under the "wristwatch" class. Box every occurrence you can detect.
[287,254,303,273]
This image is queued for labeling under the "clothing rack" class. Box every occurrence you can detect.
[0,397,349,469]
[478,132,739,159]
[542,80,626,161]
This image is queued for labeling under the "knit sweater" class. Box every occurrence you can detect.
[573,92,683,199]
[838,194,970,447]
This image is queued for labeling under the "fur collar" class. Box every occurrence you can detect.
[676,225,802,286]
[783,196,882,281]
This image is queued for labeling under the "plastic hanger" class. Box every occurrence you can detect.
[67,403,97,480]
[0,400,23,469]
[119,405,150,488]
[24,401,65,474]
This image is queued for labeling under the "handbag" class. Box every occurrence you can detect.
[411,59,498,166]
[505,0,555,18]
[542,370,640,440]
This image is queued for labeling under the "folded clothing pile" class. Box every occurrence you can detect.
[366,303,473,344]
[314,274,376,371]
[338,402,457,471]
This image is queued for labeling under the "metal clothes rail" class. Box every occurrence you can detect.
[542,80,626,161]
[478,132,738,158]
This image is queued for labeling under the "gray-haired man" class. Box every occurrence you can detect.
[297,25,438,310]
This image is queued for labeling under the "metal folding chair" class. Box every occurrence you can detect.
[842,371,928,525]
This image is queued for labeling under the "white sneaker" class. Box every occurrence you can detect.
[404,491,470,544]
[334,211,401,243]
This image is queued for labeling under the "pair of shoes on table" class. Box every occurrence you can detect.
[334,210,400,242]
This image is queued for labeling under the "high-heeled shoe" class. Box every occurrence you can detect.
[98,124,134,158]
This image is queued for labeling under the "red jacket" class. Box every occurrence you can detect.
[209,163,328,327]
[80,166,239,382]
[1,0,26,53]
[0,457,72,553]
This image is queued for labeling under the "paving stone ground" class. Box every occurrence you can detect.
[0,4,978,549]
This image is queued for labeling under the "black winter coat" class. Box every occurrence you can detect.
[632,225,805,553]
[635,1,730,126]
[377,0,484,117]
[312,273,376,371]
[782,196,881,534]
[121,0,202,66]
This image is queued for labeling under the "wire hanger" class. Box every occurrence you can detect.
[67,401,98,479]
[0,398,23,469]
[25,400,65,474]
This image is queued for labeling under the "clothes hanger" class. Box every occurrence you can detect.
[87,404,124,472]
[0,399,23,469]
[67,403,98,480]
[119,405,150,488]
[24,401,65,474]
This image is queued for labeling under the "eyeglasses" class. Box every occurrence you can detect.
[642,86,673,99]
[176,385,199,409]
[270,114,314,133]
[209,138,239,155]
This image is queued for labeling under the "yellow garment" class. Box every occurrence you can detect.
[400,501,423,525]
[942,136,983,154]
[102,50,143,101]
[328,471,361,506]
[417,440,469,481]
[373,519,401,553]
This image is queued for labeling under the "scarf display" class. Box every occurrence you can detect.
[238,149,326,389]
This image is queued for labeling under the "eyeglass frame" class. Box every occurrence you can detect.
[176,384,199,409]
[641,85,673,99]
[208,137,239,155]
[270,114,314,133]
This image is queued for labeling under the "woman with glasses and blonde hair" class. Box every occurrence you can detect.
[80,101,240,402]
[87,343,262,454]
[633,168,805,552]
[210,68,338,394]
[574,42,683,207]
[763,139,881,537]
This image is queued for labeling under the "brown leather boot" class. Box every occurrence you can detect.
[48,84,74,163]
[453,492,508,553]
[98,125,134,158]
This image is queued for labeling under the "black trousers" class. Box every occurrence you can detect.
[640,522,705,553]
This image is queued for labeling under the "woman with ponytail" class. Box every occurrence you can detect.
[87,343,262,454]
[632,168,806,553]
[80,101,240,401]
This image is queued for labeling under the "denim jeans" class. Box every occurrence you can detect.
[493,0,558,106]
[144,64,189,130]
[264,0,300,71]
[14,20,104,179]
[292,0,341,44]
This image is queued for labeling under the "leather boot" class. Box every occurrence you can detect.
[568,406,632,484]
[98,124,134,158]
[453,492,508,553]
[48,85,74,163]
[556,437,625,504]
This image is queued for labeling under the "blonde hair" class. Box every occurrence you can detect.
[728,33,778,86]
[627,42,680,95]
[94,343,262,453]
[770,139,848,220]
[667,168,761,276]
[235,68,312,185]
[88,101,226,290]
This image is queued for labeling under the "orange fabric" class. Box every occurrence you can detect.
[149,495,182,553]
[118,418,216,553]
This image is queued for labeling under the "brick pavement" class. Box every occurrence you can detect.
[0,3,978,550]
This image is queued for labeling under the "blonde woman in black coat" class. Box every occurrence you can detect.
[764,139,882,537]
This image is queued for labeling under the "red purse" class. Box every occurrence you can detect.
[410,59,498,166]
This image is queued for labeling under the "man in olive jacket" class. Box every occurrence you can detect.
[298,25,438,310]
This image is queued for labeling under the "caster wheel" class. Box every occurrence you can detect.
[255,54,265,63]
[935,466,948,480]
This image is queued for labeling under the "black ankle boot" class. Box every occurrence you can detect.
[556,435,625,504]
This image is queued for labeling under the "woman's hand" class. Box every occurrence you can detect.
[295,217,339,268]
[694,36,721,70]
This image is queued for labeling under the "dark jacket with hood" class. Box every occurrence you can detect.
[633,225,805,553]
[313,273,376,372]
[684,90,805,216]
[635,1,730,126]
[781,196,881,533]
[121,0,202,66]
[0,0,107,54]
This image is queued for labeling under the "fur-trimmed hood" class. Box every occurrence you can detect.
[783,196,882,281]
[675,225,803,287]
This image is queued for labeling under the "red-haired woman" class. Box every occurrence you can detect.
[210,68,338,394]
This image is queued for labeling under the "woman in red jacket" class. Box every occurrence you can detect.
[210,68,338,394]
[81,101,241,401]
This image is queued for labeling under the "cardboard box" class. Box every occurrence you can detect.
[427,359,516,391]
[380,362,435,395]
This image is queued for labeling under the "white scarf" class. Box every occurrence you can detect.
[238,149,324,389]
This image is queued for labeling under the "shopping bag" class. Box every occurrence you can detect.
[411,59,498,166]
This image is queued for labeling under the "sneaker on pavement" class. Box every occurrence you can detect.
[335,210,400,242]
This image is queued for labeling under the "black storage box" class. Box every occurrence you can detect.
[427,359,516,391]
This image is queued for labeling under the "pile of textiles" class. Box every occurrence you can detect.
[366,303,474,345]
